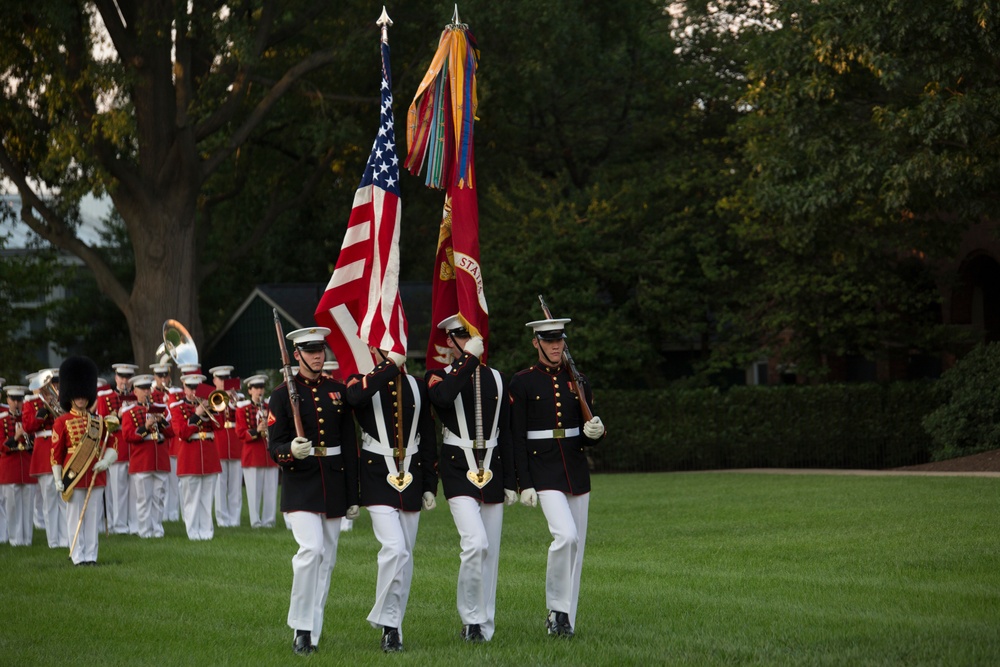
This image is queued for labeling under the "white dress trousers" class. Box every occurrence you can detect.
[133,471,167,538]
[285,511,342,646]
[165,456,180,521]
[448,496,504,640]
[366,505,421,637]
[66,487,104,564]
[243,466,278,528]
[178,474,218,540]
[3,484,35,546]
[33,480,45,528]
[538,490,589,629]
[215,459,243,527]
[36,474,67,548]
[105,460,131,534]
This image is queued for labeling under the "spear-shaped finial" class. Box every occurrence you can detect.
[449,4,467,29]
[378,6,393,44]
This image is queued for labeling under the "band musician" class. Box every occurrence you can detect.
[1,385,36,546]
[122,374,174,538]
[170,373,222,541]
[236,374,278,529]
[209,365,243,528]
[50,356,118,565]
[25,368,66,548]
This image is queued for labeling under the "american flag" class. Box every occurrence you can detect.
[315,41,407,378]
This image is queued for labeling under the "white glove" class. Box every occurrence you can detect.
[422,491,436,511]
[504,488,518,506]
[464,336,485,359]
[52,465,65,493]
[290,437,312,459]
[345,505,360,520]
[520,487,537,508]
[92,448,117,473]
[388,351,407,367]
[583,416,605,440]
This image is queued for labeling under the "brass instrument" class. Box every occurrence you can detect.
[256,402,269,438]
[28,369,64,417]
[161,319,219,426]
[162,319,199,368]
[208,390,229,412]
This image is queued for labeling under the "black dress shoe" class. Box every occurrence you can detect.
[461,624,485,642]
[293,630,315,655]
[546,610,574,638]
[381,626,403,653]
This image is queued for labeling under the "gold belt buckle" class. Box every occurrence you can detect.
[199,432,207,441]
[552,429,565,438]
[314,446,326,456]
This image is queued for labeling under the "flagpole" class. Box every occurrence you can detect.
[376,6,407,486]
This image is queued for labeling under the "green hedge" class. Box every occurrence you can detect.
[589,382,941,472]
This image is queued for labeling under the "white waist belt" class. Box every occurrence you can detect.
[526,427,580,440]
[187,432,215,441]
[442,431,498,450]
[35,430,53,438]
[361,432,418,457]
[309,446,342,457]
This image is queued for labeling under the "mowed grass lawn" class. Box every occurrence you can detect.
[2,472,998,666]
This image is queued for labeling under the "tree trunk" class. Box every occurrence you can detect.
[116,185,203,369]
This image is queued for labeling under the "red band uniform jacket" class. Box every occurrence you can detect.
[49,409,107,489]
[508,362,604,495]
[95,388,130,466]
[123,402,174,474]
[24,395,56,477]
[345,360,438,511]
[169,400,222,476]
[425,351,515,503]
[0,406,34,485]
[236,400,277,469]
[267,374,358,518]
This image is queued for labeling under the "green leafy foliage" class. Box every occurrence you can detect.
[592,382,940,472]
[922,342,1000,459]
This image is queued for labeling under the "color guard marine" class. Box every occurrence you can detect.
[509,317,607,639]
[425,315,517,643]
[267,327,359,656]
[346,344,438,653]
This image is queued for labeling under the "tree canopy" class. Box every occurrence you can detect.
[2,0,1000,387]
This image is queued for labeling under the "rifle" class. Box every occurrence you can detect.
[538,295,594,422]
[273,309,305,438]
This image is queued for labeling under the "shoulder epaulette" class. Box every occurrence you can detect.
[97,388,114,397]
[236,399,251,408]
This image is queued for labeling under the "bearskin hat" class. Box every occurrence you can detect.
[58,356,99,411]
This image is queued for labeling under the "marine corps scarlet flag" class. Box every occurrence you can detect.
[315,21,407,377]
[406,13,488,369]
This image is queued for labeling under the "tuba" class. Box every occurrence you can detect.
[28,369,64,417]
[162,319,199,368]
